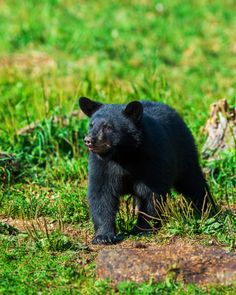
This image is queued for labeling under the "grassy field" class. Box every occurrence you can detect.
[0,0,235,294]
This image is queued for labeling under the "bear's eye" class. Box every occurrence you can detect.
[103,124,112,132]
[89,121,94,128]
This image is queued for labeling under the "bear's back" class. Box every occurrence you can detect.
[141,100,198,174]
[141,101,180,123]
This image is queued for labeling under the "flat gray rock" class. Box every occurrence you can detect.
[96,242,236,286]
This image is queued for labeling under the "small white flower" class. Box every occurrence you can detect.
[227,87,234,96]
[111,29,119,39]
[155,3,164,13]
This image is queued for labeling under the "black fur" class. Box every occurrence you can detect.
[79,97,216,245]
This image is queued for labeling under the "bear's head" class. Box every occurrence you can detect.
[79,97,143,157]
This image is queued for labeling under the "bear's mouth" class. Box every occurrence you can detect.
[87,143,111,154]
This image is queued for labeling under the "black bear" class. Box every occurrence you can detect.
[79,97,216,245]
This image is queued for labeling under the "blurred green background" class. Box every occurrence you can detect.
[0,0,236,133]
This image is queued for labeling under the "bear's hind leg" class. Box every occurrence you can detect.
[130,195,165,235]
[175,168,217,215]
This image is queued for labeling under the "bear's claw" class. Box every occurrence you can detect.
[92,234,117,245]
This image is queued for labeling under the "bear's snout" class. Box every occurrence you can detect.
[84,135,95,147]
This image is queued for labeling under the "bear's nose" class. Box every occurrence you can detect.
[84,136,94,146]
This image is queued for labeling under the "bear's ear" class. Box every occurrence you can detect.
[123,101,143,123]
[79,97,103,117]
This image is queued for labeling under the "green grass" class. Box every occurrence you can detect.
[0,0,235,293]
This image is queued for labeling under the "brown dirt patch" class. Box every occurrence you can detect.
[0,51,56,75]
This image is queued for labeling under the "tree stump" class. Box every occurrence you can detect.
[0,152,20,183]
[202,99,236,160]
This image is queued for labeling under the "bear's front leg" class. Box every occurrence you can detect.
[88,185,119,245]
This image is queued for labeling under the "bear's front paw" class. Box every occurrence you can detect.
[92,234,117,245]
